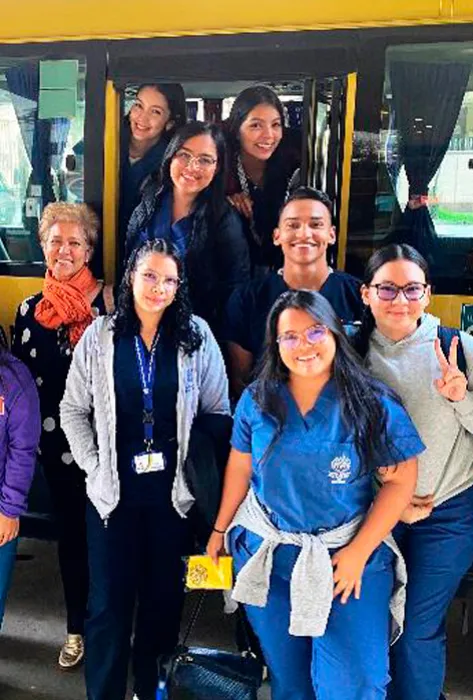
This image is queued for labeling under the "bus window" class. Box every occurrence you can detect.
[347,42,473,294]
[0,57,86,265]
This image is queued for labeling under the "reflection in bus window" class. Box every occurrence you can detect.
[347,43,473,294]
[0,57,86,265]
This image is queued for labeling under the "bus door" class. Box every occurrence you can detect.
[105,32,358,281]
[303,74,357,268]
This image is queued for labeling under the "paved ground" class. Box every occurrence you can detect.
[1,538,473,699]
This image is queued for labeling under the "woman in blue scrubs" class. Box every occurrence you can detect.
[61,238,230,700]
[208,289,424,700]
[358,243,473,700]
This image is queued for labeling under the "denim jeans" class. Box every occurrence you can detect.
[0,537,18,629]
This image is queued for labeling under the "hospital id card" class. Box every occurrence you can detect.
[133,452,165,474]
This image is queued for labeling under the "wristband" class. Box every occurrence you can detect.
[213,526,226,534]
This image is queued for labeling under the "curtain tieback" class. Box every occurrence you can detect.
[408,194,429,210]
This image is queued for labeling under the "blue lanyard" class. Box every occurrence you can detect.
[134,332,159,452]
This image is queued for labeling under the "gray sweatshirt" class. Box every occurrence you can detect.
[60,315,230,521]
[367,313,473,506]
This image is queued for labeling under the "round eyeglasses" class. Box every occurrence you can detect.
[277,324,328,351]
[139,271,180,293]
[174,150,217,171]
[370,283,428,302]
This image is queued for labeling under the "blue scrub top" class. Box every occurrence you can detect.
[223,270,364,363]
[232,379,425,534]
[141,190,193,257]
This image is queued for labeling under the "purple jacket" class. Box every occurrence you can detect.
[0,351,41,518]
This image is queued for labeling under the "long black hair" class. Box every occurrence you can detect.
[227,85,286,188]
[356,243,430,358]
[253,289,399,471]
[158,121,227,224]
[132,83,187,132]
[113,238,202,355]
[226,85,286,153]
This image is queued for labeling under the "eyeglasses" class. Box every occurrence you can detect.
[173,150,217,171]
[139,271,180,293]
[277,324,328,350]
[370,283,428,302]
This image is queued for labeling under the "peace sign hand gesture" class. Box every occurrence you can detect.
[434,336,468,403]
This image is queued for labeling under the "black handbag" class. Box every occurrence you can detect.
[162,592,263,700]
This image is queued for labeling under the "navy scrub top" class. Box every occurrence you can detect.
[232,379,425,534]
[119,135,168,239]
[223,270,364,364]
[114,330,178,506]
[140,191,193,258]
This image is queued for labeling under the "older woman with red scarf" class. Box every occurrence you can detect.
[13,202,114,669]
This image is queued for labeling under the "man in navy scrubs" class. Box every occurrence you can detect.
[223,186,364,396]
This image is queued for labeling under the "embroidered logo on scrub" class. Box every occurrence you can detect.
[328,455,351,484]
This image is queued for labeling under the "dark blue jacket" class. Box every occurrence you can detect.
[118,119,170,252]
[126,183,251,339]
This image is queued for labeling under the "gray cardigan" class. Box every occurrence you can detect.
[60,315,230,520]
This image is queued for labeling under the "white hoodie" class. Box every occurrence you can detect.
[367,313,473,506]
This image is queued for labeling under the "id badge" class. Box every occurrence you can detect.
[133,452,165,474]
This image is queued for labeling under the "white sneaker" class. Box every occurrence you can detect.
[58,633,84,669]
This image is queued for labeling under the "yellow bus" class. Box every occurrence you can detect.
[1,0,473,334]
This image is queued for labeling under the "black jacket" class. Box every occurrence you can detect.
[184,413,233,548]
[126,184,250,339]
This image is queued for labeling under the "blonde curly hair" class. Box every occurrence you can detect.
[39,202,100,250]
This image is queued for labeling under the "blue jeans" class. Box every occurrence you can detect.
[389,486,473,700]
[231,528,395,700]
[0,537,18,629]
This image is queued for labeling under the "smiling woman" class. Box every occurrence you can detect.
[119,83,187,240]
[225,85,300,272]
[208,288,423,700]
[11,202,115,671]
[59,237,230,700]
[357,243,473,700]
[39,205,98,283]
[125,121,250,339]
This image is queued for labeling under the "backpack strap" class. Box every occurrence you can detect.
[437,326,467,375]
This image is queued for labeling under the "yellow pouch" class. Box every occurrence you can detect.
[185,555,233,590]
